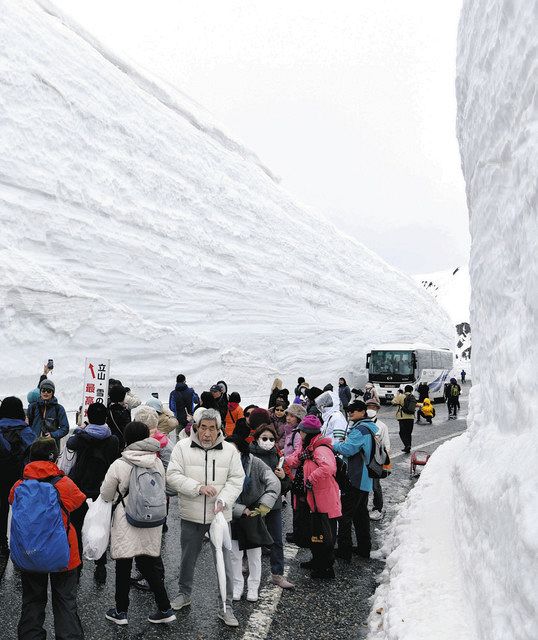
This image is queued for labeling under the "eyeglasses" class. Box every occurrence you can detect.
[260,437,275,442]
[274,408,285,413]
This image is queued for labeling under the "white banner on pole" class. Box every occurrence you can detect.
[82,357,111,421]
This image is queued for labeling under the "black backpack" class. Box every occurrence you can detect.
[69,440,111,498]
[402,394,417,415]
[0,429,28,475]
[108,404,131,442]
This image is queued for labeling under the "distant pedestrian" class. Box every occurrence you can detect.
[364,398,390,521]
[445,378,461,419]
[27,379,69,443]
[169,375,195,429]
[391,386,416,453]
[315,391,348,441]
[268,399,287,449]
[268,378,284,409]
[145,397,179,436]
[10,437,86,639]
[362,383,380,404]
[338,378,352,412]
[210,384,229,425]
[109,379,141,411]
[225,392,244,437]
[461,369,467,384]
[417,382,430,403]
[107,384,131,449]
[294,377,307,397]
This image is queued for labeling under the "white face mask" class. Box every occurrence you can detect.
[366,409,377,418]
[258,438,275,451]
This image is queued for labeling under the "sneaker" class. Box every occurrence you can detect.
[170,594,192,611]
[369,510,383,521]
[218,609,239,627]
[94,565,107,584]
[148,609,176,624]
[133,578,151,591]
[271,574,295,589]
[232,590,243,601]
[246,590,258,602]
[105,609,128,625]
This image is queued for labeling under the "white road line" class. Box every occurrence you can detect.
[391,429,466,460]
[240,545,299,640]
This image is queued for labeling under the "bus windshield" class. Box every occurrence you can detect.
[370,350,414,376]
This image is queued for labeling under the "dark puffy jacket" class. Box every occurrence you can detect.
[417,383,430,402]
[27,398,69,441]
[338,384,352,409]
[0,418,36,483]
[250,442,291,510]
[67,427,120,498]
[169,383,195,426]
[107,402,131,449]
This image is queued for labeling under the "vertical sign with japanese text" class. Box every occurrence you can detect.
[82,358,110,419]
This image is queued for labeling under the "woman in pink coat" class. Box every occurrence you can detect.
[286,415,341,579]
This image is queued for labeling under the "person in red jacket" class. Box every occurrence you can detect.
[10,437,86,640]
[286,415,341,580]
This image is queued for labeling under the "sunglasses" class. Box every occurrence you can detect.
[260,437,275,442]
[274,408,285,412]
[41,389,53,394]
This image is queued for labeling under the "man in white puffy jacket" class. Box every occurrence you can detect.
[166,409,244,627]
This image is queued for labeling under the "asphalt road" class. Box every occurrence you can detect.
[0,385,470,640]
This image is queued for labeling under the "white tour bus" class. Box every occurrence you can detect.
[366,343,454,403]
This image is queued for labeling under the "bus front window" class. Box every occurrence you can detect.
[371,351,413,376]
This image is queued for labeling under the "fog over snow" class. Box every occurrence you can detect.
[369,0,537,638]
[0,0,453,412]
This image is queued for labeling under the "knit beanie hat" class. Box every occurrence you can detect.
[109,385,127,403]
[39,378,55,393]
[285,404,306,421]
[146,397,164,414]
[249,408,272,431]
[27,388,40,405]
[229,391,241,403]
[298,415,322,434]
[87,402,108,425]
[0,396,26,421]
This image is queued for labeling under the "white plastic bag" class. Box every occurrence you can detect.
[82,496,112,560]
[57,447,77,475]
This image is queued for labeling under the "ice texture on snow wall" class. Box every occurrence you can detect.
[455,0,538,637]
[0,0,452,409]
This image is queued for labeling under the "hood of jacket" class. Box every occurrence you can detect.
[175,382,189,393]
[151,430,169,448]
[23,460,63,480]
[76,423,112,440]
[423,398,432,407]
[317,391,341,420]
[121,437,160,467]
[0,418,28,431]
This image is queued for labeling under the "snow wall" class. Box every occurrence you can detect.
[369,2,537,639]
[0,0,452,411]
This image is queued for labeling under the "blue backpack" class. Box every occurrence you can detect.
[10,476,71,573]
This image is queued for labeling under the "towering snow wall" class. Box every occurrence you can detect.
[454,1,538,637]
[0,0,452,410]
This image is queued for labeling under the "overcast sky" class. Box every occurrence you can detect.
[55,0,469,274]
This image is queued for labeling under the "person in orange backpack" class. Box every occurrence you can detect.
[225,392,244,437]
[10,437,86,639]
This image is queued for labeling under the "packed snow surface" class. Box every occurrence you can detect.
[0,0,452,410]
[370,1,538,639]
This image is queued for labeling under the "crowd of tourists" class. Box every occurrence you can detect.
[0,367,462,637]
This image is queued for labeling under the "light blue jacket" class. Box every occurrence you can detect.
[333,418,378,492]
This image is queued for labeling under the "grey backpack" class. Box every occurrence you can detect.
[120,463,167,528]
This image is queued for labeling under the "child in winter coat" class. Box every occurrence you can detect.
[10,437,86,639]
[225,392,244,437]
[417,398,436,424]
[100,421,175,626]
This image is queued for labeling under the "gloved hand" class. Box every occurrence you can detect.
[249,504,271,517]
[305,480,313,491]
